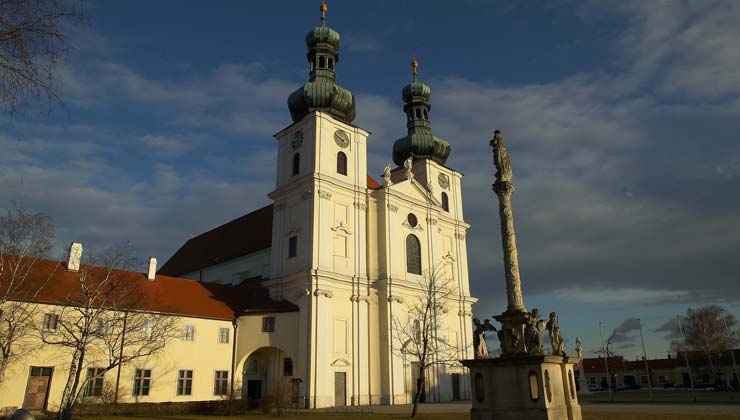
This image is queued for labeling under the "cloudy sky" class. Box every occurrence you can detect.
[2,0,739,359]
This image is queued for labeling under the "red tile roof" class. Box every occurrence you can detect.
[581,356,624,373]
[159,205,273,277]
[2,257,297,320]
[367,174,381,189]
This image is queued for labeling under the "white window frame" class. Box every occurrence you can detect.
[183,324,195,341]
[177,369,193,396]
[133,368,152,396]
[42,313,59,331]
[218,327,230,344]
[214,370,229,395]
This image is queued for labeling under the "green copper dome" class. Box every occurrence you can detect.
[392,73,450,166]
[306,26,340,50]
[287,12,355,124]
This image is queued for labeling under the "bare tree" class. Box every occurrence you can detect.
[0,0,84,116]
[392,262,459,418]
[0,202,55,383]
[675,305,739,381]
[40,243,179,420]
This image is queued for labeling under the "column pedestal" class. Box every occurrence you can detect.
[461,356,582,420]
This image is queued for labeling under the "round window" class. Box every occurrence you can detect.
[407,213,418,227]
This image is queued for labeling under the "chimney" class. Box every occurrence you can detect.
[147,257,157,281]
[66,242,83,272]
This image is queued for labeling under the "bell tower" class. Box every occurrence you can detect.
[267,1,372,408]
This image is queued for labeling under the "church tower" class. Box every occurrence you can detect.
[268,2,372,408]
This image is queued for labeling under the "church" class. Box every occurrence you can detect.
[0,5,475,411]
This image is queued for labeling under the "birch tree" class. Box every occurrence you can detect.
[40,243,179,420]
[392,262,459,418]
[0,203,55,383]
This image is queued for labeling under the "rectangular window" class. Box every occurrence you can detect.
[214,370,229,395]
[42,313,59,331]
[133,369,151,396]
[84,368,105,397]
[288,236,297,258]
[142,320,155,340]
[283,358,293,376]
[262,317,275,332]
[659,375,669,383]
[218,327,230,344]
[589,377,596,385]
[640,375,648,384]
[177,370,193,396]
[183,325,195,341]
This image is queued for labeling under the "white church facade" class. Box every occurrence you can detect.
[0,7,475,411]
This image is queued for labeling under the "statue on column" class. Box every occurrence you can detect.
[575,336,583,359]
[524,308,546,355]
[473,318,497,359]
[547,312,565,356]
[491,130,512,183]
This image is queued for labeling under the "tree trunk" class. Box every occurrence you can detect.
[411,373,425,418]
[59,347,85,420]
[0,352,9,383]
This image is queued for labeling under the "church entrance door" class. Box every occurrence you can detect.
[452,373,461,400]
[334,372,346,406]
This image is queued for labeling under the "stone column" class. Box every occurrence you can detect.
[492,180,524,311]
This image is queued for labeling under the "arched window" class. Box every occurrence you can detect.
[406,234,422,275]
[423,109,429,120]
[441,192,449,212]
[415,108,421,119]
[337,151,347,175]
[292,153,300,176]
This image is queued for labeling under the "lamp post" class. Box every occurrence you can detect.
[599,322,613,402]
[637,318,654,402]
[677,315,696,402]
[722,311,740,390]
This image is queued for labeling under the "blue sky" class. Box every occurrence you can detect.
[2,0,739,359]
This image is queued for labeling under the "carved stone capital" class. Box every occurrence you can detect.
[354,201,368,210]
[388,295,405,304]
[314,289,334,299]
[274,203,286,212]
[458,310,473,317]
[301,190,313,200]
[318,190,332,200]
[387,204,399,213]
[350,295,370,303]
[455,231,466,239]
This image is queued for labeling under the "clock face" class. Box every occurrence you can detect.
[334,129,350,148]
[438,173,450,189]
[291,131,303,151]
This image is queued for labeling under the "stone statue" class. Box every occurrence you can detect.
[473,317,497,359]
[575,336,583,359]
[383,164,393,187]
[404,156,414,180]
[524,308,546,355]
[491,130,512,183]
[547,312,565,356]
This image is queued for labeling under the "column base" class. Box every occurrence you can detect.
[462,355,582,420]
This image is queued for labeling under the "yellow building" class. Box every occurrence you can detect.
[1,5,475,412]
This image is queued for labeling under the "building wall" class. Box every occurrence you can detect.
[181,248,271,284]
[0,303,234,411]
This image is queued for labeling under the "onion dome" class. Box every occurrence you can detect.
[288,2,356,123]
[392,57,450,166]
